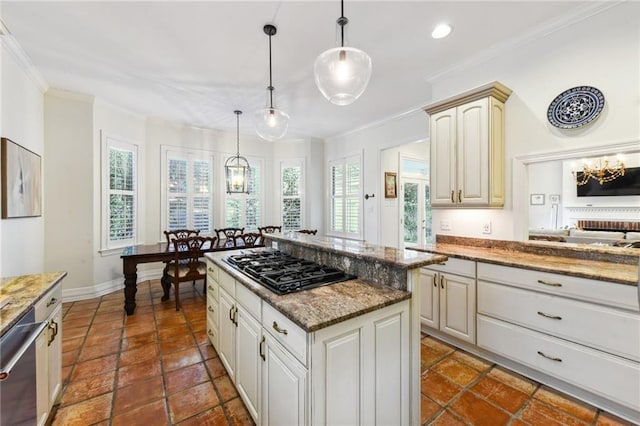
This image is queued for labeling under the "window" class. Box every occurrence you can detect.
[102,133,140,250]
[162,146,214,236]
[225,159,262,231]
[281,160,304,231]
[329,155,362,238]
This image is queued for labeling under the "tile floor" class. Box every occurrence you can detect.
[53,279,635,426]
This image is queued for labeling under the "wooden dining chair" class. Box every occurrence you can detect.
[163,229,201,288]
[166,236,216,311]
[258,225,281,235]
[297,229,318,235]
[235,232,263,248]
[215,227,244,248]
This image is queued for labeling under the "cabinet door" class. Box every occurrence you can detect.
[419,268,439,329]
[456,98,489,205]
[218,288,236,381]
[261,334,307,426]
[429,108,457,206]
[235,306,261,423]
[36,330,48,426]
[48,305,63,407]
[440,272,476,344]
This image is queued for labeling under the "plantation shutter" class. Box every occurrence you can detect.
[108,146,136,246]
[282,164,302,231]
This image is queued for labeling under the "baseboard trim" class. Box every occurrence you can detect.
[61,268,164,302]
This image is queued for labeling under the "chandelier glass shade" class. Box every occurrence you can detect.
[573,157,625,186]
[314,0,372,106]
[225,110,250,194]
[255,24,289,141]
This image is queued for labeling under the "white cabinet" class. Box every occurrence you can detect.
[218,286,237,381]
[35,282,63,426]
[425,81,511,207]
[236,303,262,421]
[420,258,476,344]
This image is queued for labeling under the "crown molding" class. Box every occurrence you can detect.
[1,35,48,92]
[425,1,623,84]
[424,81,512,115]
[45,87,95,103]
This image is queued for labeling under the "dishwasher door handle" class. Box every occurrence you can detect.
[0,321,47,381]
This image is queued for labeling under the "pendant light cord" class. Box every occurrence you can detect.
[337,0,348,47]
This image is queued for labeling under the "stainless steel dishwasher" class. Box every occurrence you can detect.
[0,307,48,425]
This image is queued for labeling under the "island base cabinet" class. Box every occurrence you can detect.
[236,305,262,423]
[311,300,410,426]
[218,287,236,381]
[261,333,308,426]
[478,315,640,412]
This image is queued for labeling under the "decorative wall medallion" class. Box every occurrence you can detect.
[547,86,605,129]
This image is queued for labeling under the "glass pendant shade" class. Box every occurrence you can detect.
[254,98,290,142]
[314,46,372,105]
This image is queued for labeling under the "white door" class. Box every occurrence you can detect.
[235,305,261,423]
[419,268,439,329]
[439,272,476,344]
[218,288,236,380]
[401,178,432,247]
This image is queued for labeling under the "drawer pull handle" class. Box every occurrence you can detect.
[259,335,266,361]
[208,306,215,313]
[457,189,462,203]
[537,280,562,287]
[46,298,58,307]
[233,306,238,326]
[537,351,562,362]
[440,276,445,289]
[208,267,214,272]
[451,190,455,203]
[537,311,562,320]
[208,329,214,337]
[432,275,437,288]
[207,285,214,291]
[272,321,288,335]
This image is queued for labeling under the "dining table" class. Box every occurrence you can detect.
[120,239,255,315]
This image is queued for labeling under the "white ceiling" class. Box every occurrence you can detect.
[2,1,607,139]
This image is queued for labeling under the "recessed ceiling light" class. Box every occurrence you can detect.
[432,24,452,39]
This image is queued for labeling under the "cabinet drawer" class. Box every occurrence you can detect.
[207,260,219,283]
[35,283,62,322]
[478,281,640,362]
[236,284,261,320]
[207,317,219,350]
[426,257,475,278]
[207,291,218,328]
[478,315,640,411]
[477,262,639,312]
[263,303,307,366]
[205,279,219,302]
[219,269,236,296]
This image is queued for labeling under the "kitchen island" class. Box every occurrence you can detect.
[204,233,446,426]
[410,235,640,423]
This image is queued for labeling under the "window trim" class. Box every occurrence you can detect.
[160,145,215,240]
[327,153,363,240]
[101,132,142,251]
[280,158,305,231]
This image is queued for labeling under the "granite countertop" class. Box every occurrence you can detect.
[266,232,447,269]
[206,252,412,332]
[0,272,67,336]
[410,241,638,286]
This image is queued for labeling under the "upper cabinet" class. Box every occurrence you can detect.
[425,82,512,208]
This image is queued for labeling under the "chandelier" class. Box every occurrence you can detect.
[573,157,625,186]
[225,111,250,194]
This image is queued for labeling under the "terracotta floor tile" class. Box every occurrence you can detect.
[93,311,125,324]
[113,375,165,415]
[168,382,219,423]
[450,391,511,426]
[158,324,191,341]
[63,317,93,330]
[59,371,116,407]
[123,312,156,326]
[190,319,207,333]
[421,344,446,372]
[519,399,587,426]
[81,328,121,346]
[156,314,188,328]
[421,395,441,425]
[487,366,538,395]
[119,341,159,367]
[422,336,456,356]
[470,376,529,414]
[63,310,95,322]
[225,396,255,426]
[62,348,79,367]
[77,339,121,362]
[165,362,209,395]
[117,358,162,388]
[112,399,169,426]
[62,336,84,352]
[122,323,157,339]
[596,412,637,426]
[450,350,492,372]
[432,357,481,386]
[205,356,228,379]
[51,392,113,425]
[163,347,203,372]
[160,333,197,355]
[215,375,239,402]
[121,331,158,350]
[63,325,91,340]
[199,343,218,360]
[70,354,118,381]
[421,371,461,405]
[534,386,597,423]
[429,409,467,426]
[68,301,100,311]
[511,420,529,426]
[61,365,72,384]
[88,320,124,336]
[176,405,227,426]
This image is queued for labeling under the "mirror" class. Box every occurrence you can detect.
[525,145,640,249]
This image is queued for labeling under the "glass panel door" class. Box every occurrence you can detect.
[401,178,432,247]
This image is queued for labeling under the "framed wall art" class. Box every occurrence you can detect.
[549,194,561,204]
[530,193,545,206]
[1,138,42,218]
[384,172,397,198]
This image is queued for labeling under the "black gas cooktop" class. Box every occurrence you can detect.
[224,250,355,295]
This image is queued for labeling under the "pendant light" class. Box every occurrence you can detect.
[225,110,250,194]
[255,24,289,141]
[314,0,372,106]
